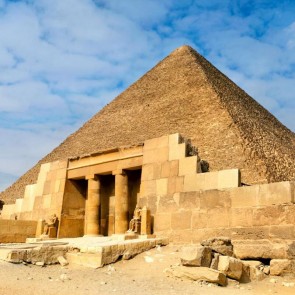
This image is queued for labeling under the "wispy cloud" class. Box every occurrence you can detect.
[0,0,295,192]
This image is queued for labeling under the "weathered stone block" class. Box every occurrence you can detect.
[218,169,240,189]
[141,163,161,181]
[230,185,259,208]
[230,208,253,227]
[201,237,233,256]
[169,143,186,161]
[199,190,231,209]
[154,213,171,231]
[140,180,156,196]
[191,211,208,229]
[180,245,212,267]
[218,256,243,280]
[144,135,169,151]
[206,208,230,228]
[165,266,227,286]
[270,259,295,276]
[179,191,200,209]
[179,156,198,176]
[269,225,295,239]
[156,178,168,195]
[171,210,191,230]
[167,176,184,194]
[257,181,293,206]
[143,147,169,164]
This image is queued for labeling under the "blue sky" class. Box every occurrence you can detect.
[0,0,295,192]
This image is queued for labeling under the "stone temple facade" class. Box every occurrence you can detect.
[0,46,294,261]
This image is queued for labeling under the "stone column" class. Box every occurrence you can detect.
[113,170,129,234]
[84,175,101,236]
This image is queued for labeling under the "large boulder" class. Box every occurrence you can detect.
[180,245,212,267]
[165,266,227,286]
[218,256,243,280]
[201,237,233,256]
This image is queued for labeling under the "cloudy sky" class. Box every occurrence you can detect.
[1,0,295,192]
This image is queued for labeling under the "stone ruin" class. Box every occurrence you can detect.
[0,45,294,283]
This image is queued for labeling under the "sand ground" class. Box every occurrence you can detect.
[0,244,295,295]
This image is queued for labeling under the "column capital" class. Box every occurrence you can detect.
[112,169,126,176]
[85,174,98,180]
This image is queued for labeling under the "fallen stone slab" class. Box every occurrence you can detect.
[270,259,295,276]
[180,246,212,267]
[210,253,220,270]
[240,261,266,282]
[218,256,243,280]
[201,237,233,256]
[165,266,227,286]
[233,240,295,260]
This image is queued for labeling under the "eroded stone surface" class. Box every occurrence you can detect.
[180,245,212,267]
[218,256,243,280]
[201,237,233,256]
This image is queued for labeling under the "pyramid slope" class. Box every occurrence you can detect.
[1,45,294,204]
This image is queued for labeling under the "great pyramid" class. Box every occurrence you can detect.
[1,45,295,204]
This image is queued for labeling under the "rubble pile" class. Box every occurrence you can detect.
[165,237,295,286]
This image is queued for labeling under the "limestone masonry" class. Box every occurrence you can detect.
[0,46,294,266]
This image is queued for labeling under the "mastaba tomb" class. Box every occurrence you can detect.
[0,45,295,261]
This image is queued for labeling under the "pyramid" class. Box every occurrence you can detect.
[1,45,294,204]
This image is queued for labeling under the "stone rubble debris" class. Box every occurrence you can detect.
[166,237,295,287]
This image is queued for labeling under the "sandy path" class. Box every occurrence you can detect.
[0,245,295,295]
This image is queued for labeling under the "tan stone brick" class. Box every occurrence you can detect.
[169,133,181,146]
[230,185,259,208]
[169,143,186,161]
[161,160,179,178]
[179,191,200,209]
[143,147,169,164]
[156,178,168,195]
[192,211,208,229]
[230,226,270,240]
[42,194,52,209]
[218,169,240,189]
[144,135,169,151]
[206,208,230,228]
[179,156,198,176]
[167,176,184,194]
[269,225,295,239]
[56,168,67,179]
[183,174,199,192]
[171,210,192,230]
[140,180,156,196]
[141,163,161,181]
[252,208,270,226]
[230,208,253,227]
[199,190,231,209]
[257,181,293,206]
[157,195,178,213]
[154,213,171,231]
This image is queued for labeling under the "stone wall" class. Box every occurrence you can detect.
[1,160,68,222]
[152,182,295,243]
[0,220,37,243]
[138,134,295,243]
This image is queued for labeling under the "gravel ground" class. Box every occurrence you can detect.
[1,244,295,295]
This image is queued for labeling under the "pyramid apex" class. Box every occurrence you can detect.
[171,45,196,55]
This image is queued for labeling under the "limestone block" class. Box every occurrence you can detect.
[206,208,230,228]
[156,178,168,195]
[157,195,178,213]
[56,168,67,179]
[144,135,169,151]
[218,256,243,280]
[165,266,227,286]
[183,174,199,192]
[230,185,259,208]
[168,133,181,147]
[169,143,186,161]
[201,237,233,256]
[240,262,265,283]
[179,156,198,176]
[141,163,161,181]
[140,180,156,196]
[269,225,295,239]
[270,259,295,276]
[15,199,23,213]
[179,191,200,209]
[180,245,212,267]
[161,160,179,178]
[167,176,184,194]
[143,147,169,164]
[199,190,231,209]
[171,210,192,230]
[210,253,220,270]
[230,208,253,227]
[218,169,240,189]
[233,240,293,260]
[154,213,171,231]
[257,182,293,206]
[191,211,208,229]
[42,194,52,209]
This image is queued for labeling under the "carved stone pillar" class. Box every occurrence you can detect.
[84,175,100,236]
[113,170,128,234]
